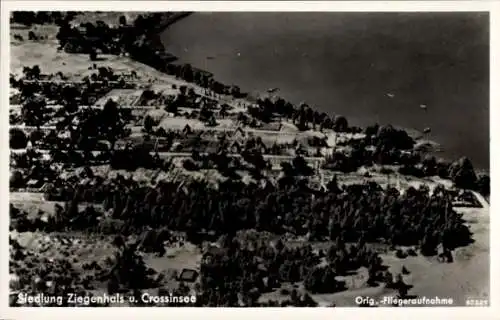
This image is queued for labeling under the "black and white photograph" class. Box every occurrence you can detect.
[2,1,496,314]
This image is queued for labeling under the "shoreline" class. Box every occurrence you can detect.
[9,12,489,179]
[158,12,488,172]
[161,12,192,30]
[158,13,446,160]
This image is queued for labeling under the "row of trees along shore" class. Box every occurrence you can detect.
[10,63,489,196]
[48,12,353,131]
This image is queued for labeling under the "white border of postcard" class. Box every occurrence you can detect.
[1,1,498,320]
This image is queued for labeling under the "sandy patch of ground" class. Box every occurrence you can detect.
[11,231,117,273]
[159,117,235,131]
[11,42,125,81]
[322,171,441,194]
[257,186,489,307]
[145,242,201,275]
[10,192,103,218]
[399,193,489,305]
[141,241,202,292]
[145,109,169,122]
[94,89,145,107]
[10,191,45,203]
[10,23,60,44]
[9,24,173,84]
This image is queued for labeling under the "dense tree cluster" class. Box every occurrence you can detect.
[104,242,159,297]
[367,125,415,150]
[10,128,28,149]
[244,99,352,133]
[197,234,392,306]
[11,11,78,26]
[475,174,490,197]
[31,175,473,257]
[55,13,180,59]
[448,157,477,190]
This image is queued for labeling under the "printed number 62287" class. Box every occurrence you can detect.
[465,298,489,307]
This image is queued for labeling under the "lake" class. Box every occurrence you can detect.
[161,12,489,170]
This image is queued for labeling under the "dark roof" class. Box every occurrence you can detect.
[178,268,199,283]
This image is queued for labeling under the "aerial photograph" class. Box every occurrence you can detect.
[7,11,489,307]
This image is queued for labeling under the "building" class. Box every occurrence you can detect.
[177,268,199,283]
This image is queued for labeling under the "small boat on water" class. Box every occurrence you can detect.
[420,104,428,110]
[423,127,431,134]
[206,56,215,60]
[267,87,279,93]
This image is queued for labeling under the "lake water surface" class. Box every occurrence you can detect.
[162,12,489,170]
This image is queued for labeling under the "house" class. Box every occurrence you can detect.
[177,268,199,283]
[232,127,246,139]
[39,182,54,193]
[26,179,44,189]
[183,124,193,135]
[202,244,227,264]
[229,141,243,154]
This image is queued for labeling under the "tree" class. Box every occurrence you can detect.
[294,103,309,130]
[421,155,437,176]
[12,12,36,26]
[101,99,126,150]
[28,31,38,41]
[401,265,410,275]
[365,123,380,137]
[395,274,409,298]
[436,160,450,179]
[29,129,43,145]
[119,15,127,26]
[180,64,194,82]
[448,157,477,190]
[375,125,414,150]
[10,128,28,149]
[420,234,437,256]
[476,174,490,197]
[220,104,230,119]
[334,115,348,132]
[326,174,341,193]
[22,65,41,80]
[10,170,24,189]
[143,115,154,133]
[22,96,47,127]
[89,49,98,61]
